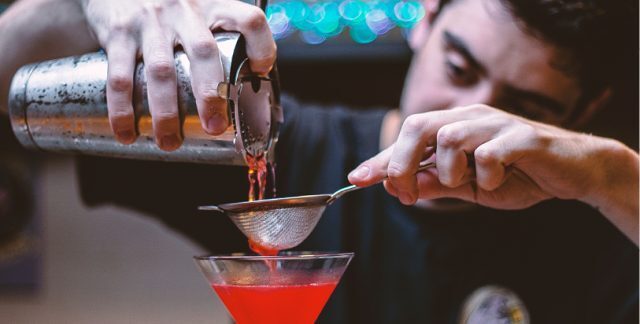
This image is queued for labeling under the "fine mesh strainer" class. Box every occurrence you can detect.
[199,162,435,251]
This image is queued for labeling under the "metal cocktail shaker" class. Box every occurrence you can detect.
[8,31,282,166]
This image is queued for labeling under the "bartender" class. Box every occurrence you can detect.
[0,0,637,323]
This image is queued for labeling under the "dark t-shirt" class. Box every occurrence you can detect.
[78,95,638,323]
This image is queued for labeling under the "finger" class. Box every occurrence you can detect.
[105,37,137,144]
[141,7,181,151]
[208,1,277,75]
[348,145,394,186]
[474,134,525,191]
[172,7,228,135]
[388,110,473,204]
[435,119,498,187]
[383,179,399,197]
[415,169,477,202]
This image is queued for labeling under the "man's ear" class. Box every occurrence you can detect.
[570,87,613,128]
[408,0,440,51]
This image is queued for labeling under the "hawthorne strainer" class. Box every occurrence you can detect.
[199,162,435,251]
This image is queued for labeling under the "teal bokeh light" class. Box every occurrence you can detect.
[350,24,377,44]
[315,2,341,35]
[266,0,424,44]
[267,4,291,39]
[339,0,366,25]
[305,3,326,24]
[392,0,425,28]
[284,1,309,23]
[300,30,327,44]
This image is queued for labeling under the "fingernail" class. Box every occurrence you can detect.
[116,130,136,144]
[206,113,228,134]
[399,192,413,205]
[349,165,370,180]
[159,134,181,151]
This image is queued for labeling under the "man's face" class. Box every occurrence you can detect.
[401,0,583,124]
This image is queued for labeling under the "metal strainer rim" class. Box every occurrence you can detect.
[212,194,332,213]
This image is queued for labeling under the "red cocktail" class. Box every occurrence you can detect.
[213,282,337,323]
[194,252,353,324]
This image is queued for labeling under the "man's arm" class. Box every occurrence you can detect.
[349,104,639,246]
[0,0,98,115]
[1,0,278,152]
[580,138,639,245]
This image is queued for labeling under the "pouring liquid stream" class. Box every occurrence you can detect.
[246,153,280,257]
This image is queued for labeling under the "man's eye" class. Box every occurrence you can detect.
[508,104,542,120]
[505,101,553,123]
[445,57,476,86]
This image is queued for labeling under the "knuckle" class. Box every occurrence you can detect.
[243,8,268,32]
[517,122,537,136]
[110,19,136,37]
[516,123,550,149]
[436,125,463,148]
[462,103,492,117]
[108,74,133,93]
[387,161,408,180]
[146,60,176,80]
[474,147,497,166]
[190,38,218,59]
[402,115,425,135]
[253,50,277,69]
[471,103,492,112]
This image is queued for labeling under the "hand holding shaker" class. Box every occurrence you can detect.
[8,1,281,166]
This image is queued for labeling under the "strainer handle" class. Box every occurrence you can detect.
[198,205,224,212]
[327,184,360,204]
[328,162,436,204]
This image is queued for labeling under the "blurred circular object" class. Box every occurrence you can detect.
[305,3,326,25]
[284,0,309,23]
[366,8,394,35]
[315,2,341,35]
[349,24,377,44]
[339,0,366,25]
[392,0,425,28]
[267,4,292,39]
[300,30,327,45]
[459,286,530,324]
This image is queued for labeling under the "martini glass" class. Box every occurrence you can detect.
[194,252,353,324]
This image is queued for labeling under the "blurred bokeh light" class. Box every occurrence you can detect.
[266,0,424,44]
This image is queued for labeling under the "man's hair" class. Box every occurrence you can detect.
[439,0,637,105]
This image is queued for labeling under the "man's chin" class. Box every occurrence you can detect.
[414,198,477,212]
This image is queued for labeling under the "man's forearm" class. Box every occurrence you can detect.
[0,0,98,114]
[582,138,639,246]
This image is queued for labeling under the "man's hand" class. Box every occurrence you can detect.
[349,105,639,244]
[80,0,276,150]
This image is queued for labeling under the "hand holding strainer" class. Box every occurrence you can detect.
[199,162,435,251]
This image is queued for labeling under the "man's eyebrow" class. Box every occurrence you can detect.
[442,30,485,74]
[442,30,567,115]
[505,86,567,115]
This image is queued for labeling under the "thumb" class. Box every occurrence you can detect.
[348,145,394,187]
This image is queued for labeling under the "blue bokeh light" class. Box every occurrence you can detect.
[267,0,424,44]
